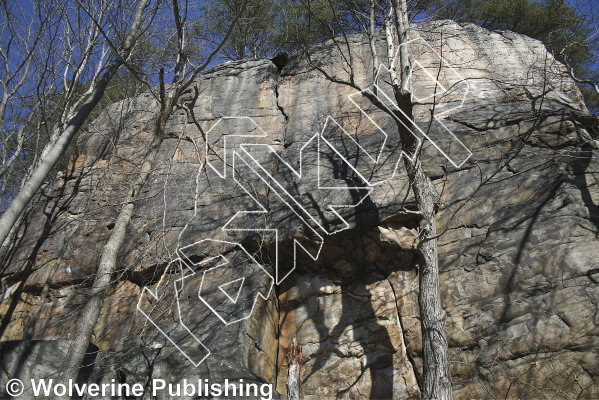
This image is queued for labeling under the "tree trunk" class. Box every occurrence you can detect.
[391,100,452,399]
[410,160,452,400]
[54,2,248,394]
[58,118,166,398]
[391,0,453,396]
[286,337,303,400]
[392,91,452,399]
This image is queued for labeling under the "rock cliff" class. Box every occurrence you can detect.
[1,21,598,399]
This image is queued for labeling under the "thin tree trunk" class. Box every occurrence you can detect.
[392,88,453,400]
[390,103,452,399]
[410,160,452,400]
[58,110,167,398]
[56,2,248,394]
[391,0,453,397]
[367,0,379,78]
[286,337,303,400]
[392,91,452,399]
[0,213,23,268]
[300,0,454,395]
[0,0,149,248]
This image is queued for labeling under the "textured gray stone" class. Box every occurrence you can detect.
[0,21,598,399]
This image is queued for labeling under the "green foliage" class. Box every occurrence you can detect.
[195,0,349,61]
[278,0,338,49]
[290,0,371,45]
[426,0,599,112]
[196,0,289,60]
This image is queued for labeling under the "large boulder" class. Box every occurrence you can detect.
[1,21,598,399]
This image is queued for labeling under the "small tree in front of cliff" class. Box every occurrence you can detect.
[0,0,161,250]
[58,0,251,395]
[295,0,453,398]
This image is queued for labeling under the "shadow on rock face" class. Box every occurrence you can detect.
[0,340,283,400]
[276,223,421,399]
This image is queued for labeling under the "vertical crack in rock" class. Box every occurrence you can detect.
[273,284,280,391]
[263,65,289,214]
[270,64,289,147]
[384,273,422,393]
[268,62,288,392]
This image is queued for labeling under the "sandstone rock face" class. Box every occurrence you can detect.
[1,21,598,399]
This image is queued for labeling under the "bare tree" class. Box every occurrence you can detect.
[0,0,119,266]
[0,1,47,206]
[0,0,155,249]
[57,0,250,394]
[287,337,304,400]
[295,0,453,397]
